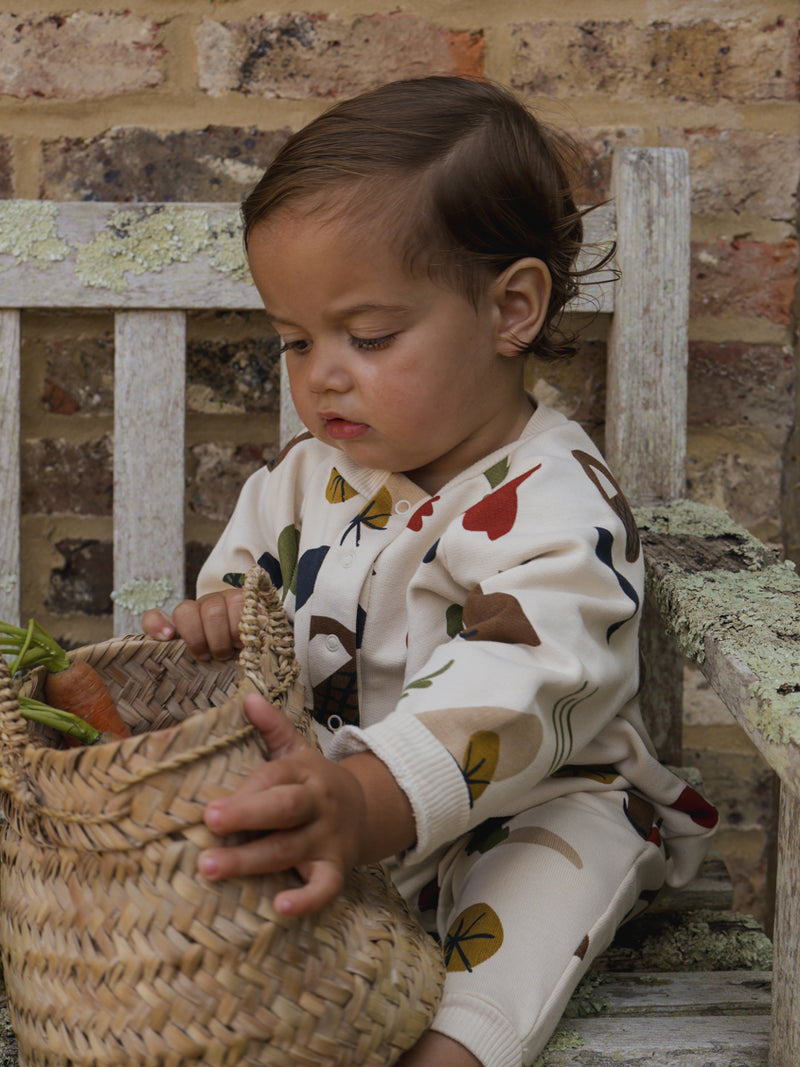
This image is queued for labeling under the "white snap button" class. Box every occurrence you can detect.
[341,551,355,568]
[325,634,341,652]
[327,715,343,731]
[395,499,411,514]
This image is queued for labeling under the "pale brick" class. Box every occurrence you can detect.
[511,16,797,103]
[197,13,484,98]
[21,436,113,516]
[659,128,800,220]
[189,443,273,522]
[687,427,786,544]
[0,13,164,99]
[691,238,798,324]
[570,127,646,205]
[42,127,289,203]
[688,343,795,429]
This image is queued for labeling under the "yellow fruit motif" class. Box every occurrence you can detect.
[444,903,504,973]
[461,730,500,804]
[326,467,358,503]
[417,706,543,788]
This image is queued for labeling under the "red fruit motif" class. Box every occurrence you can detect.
[408,496,440,532]
[670,785,719,829]
[462,466,541,541]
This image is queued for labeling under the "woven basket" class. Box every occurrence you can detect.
[0,566,444,1067]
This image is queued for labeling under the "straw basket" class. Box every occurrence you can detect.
[0,566,445,1067]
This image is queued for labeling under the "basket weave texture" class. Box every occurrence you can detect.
[0,566,444,1066]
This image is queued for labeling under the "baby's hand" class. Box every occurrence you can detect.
[141,588,244,661]
[198,693,367,916]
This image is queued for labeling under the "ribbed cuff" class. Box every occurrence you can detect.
[327,713,471,860]
[432,993,522,1067]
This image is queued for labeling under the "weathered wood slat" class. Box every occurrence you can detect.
[606,147,690,506]
[0,311,20,625]
[112,311,186,635]
[540,972,770,1066]
[770,785,800,1067]
[0,200,615,312]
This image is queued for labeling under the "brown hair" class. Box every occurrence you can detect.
[242,75,607,360]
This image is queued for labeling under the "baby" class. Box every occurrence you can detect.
[144,75,717,1067]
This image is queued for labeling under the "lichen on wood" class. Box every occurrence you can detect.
[0,201,68,267]
[110,576,173,614]
[73,205,251,292]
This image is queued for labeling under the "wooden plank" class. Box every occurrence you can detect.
[770,784,800,1067]
[606,147,690,506]
[0,310,20,626]
[0,200,615,311]
[635,500,800,795]
[541,973,771,1065]
[112,311,186,635]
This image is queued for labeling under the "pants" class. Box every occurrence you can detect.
[408,790,667,1067]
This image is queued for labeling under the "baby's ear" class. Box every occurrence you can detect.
[492,258,552,356]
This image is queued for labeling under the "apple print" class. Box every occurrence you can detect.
[462,466,541,540]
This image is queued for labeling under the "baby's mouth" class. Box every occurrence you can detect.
[322,416,370,441]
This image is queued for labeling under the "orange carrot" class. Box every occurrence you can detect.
[1,619,131,743]
[44,660,130,740]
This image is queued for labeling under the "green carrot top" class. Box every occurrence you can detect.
[0,619,71,675]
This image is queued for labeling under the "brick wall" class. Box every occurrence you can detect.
[2,1,798,923]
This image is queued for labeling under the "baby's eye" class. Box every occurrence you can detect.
[350,334,396,352]
[279,338,311,355]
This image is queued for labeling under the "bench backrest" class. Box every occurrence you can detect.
[0,147,690,637]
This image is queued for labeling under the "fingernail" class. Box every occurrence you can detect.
[198,852,219,877]
[205,804,222,830]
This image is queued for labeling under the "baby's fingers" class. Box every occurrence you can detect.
[141,608,175,641]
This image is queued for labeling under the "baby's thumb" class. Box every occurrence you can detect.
[243,692,307,759]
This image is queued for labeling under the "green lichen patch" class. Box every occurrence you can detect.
[561,972,611,1018]
[74,205,250,292]
[638,910,773,973]
[533,1024,585,1065]
[0,201,68,267]
[111,577,173,614]
[635,499,800,749]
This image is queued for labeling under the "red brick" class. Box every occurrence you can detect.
[510,16,798,103]
[197,13,484,98]
[0,13,164,99]
[691,239,798,324]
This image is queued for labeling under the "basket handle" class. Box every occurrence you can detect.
[237,564,303,708]
[0,653,37,800]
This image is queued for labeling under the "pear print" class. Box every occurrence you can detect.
[462,466,541,541]
[444,903,504,973]
[460,730,500,805]
[340,486,393,546]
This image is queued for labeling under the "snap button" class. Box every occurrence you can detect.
[325,634,341,653]
[341,551,355,568]
[327,714,343,731]
[395,499,411,514]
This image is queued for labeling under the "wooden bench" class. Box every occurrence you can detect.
[1,148,798,1066]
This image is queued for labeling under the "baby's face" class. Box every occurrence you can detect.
[248,210,532,495]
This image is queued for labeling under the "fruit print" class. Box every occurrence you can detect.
[325,467,358,503]
[276,524,300,600]
[407,496,440,532]
[670,784,719,829]
[294,545,330,612]
[572,450,640,563]
[400,660,455,698]
[594,526,640,641]
[460,730,500,805]
[483,456,510,489]
[416,707,543,792]
[308,616,360,731]
[444,903,504,973]
[459,586,540,647]
[340,486,393,546]
[503,826,583,869]
[462,466,542,541]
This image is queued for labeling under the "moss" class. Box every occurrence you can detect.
[532,1024,585,1066]
[561,973,610,1018]
[110,577,173,614]
[635,500,800,748]
[638,910,773,972]
[74,205,250,292]
[0,201,68,266]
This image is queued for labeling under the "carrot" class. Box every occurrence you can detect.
[1,619,131,743]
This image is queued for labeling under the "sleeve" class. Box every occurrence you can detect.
[329,453,645,863]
